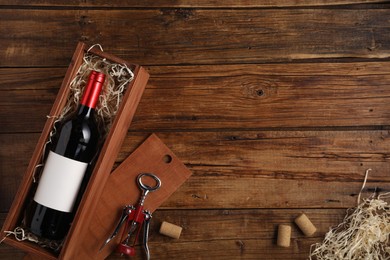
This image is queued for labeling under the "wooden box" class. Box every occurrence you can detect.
[0,42,150,259]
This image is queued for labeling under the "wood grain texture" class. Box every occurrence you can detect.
[128,208,346,259]
[2,130,390,212]
[2,62,390,133]
[71,134,192,260]
[1,8,390,67]
[2,2,390,259]
[0,0,384,8]
[0,208,348,259]
[0,133,38,212]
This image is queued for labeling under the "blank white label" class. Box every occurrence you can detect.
[34,151,88,212]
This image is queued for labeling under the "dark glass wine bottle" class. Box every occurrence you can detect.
[26,70,105,240]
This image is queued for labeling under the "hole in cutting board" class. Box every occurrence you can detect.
[163,154,172,164]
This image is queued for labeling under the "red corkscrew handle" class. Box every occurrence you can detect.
[117,243,136,257]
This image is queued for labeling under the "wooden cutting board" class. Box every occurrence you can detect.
[51,133,191,259]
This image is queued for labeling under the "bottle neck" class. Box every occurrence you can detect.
[77,104,95,118]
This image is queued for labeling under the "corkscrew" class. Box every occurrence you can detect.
[100,173,161,259]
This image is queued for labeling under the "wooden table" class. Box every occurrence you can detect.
[1,1,390,259]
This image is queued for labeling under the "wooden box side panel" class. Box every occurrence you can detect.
[66,134,192,259]
[0,41,87,259]
[1,42,149,260]
[60,67,149,259]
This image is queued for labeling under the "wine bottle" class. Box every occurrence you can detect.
[26,70,105,240]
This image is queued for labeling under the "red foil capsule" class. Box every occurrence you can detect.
[80,70,106,109]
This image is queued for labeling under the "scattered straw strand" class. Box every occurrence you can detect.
[309,169,390,260]
[357,169,371,205]
[64,51,134,133]
[87,43,104,53]
[1,227,63,251]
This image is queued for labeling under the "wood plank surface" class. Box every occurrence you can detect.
[1,2,390,259]
[1,8,390,67]
[0,208,348,259]
[2,130,390,212]
[2,62,390,133]
[0,0,385,8]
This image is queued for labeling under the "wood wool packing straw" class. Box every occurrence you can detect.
[159,221,182,239]
[277,224,291,248]
[294,213,317,237]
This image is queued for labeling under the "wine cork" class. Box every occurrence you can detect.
[294,213,316,237]
[277,224,291,248]
[159,221,182,239]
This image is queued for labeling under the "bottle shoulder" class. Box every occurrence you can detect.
[51,112,100,162]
